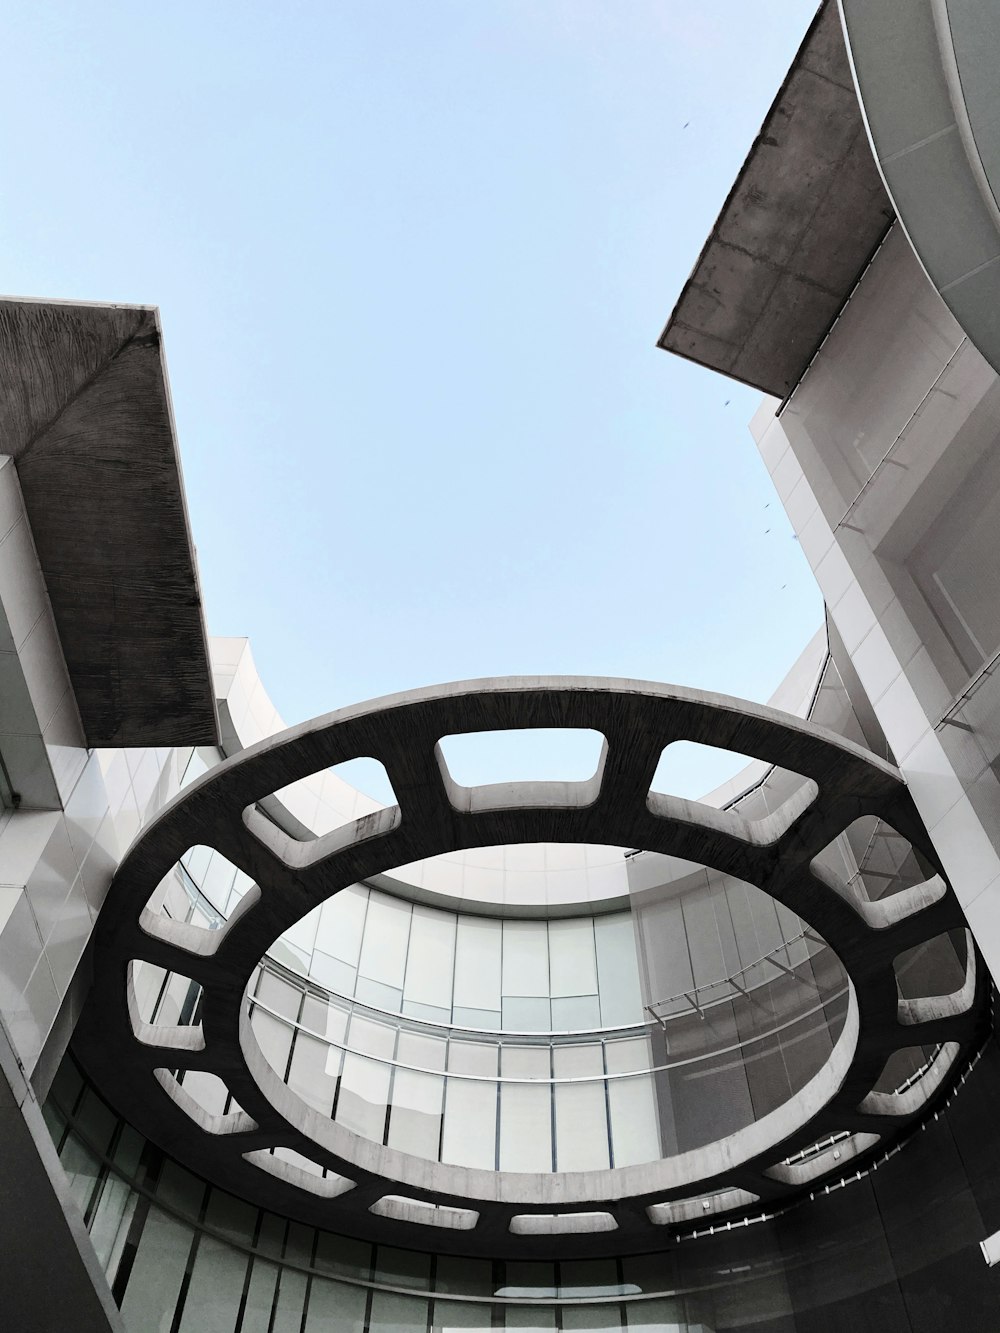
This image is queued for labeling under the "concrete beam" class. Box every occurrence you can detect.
[0,298,218,748]
[659,0,893,397]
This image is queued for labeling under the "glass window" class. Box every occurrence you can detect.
[228,867,256,913]
[180,747,210,788]
[315,885,369,967]
[553,1045,609,1172]
[499,1047,552,1172]
[177,1069,230,1117]
[155,1160,206,1218]
[59,1135,102,1220]
[441,1077,498,1168]
[355,976,404,1013]
[304,1274,368,1330]
[708,878,743,978]
[404,905,456,1012]
[178,1226,250,1333]
[182,843,213,886]
[346,1014,396,1060]
[376,1246,432,1290]
[131,960,167,1024]
[74,1086,118,1154]
[387,1067,445,1160]
[201,849,238,912]
[633,894,693,1010]
[255,970,301,1021]
[559,1260,622,1298]
[502,920,549,997]
[606,1040,661,1168]
[442,1041,498,1169]
[336,1053,391,1142]
[270,1266,309,1333]
[358,892,412,990]
[745,884,785,956]
[452,1006,502,1029]
[551,995,601,1030]
[502,1261,557,1298]
[154,970,202,1027]
[548,919,598,998]
[90,1176,136,1278]
[202,1189,257,1247]
[680,890,725,988]
[624,1297,686,1330]
[504,1310,557,1330]
[310,950,358,997]
[250,1007,293,1079]
[254,1212,288,1261]
[594,915,644,1027]
[403,998,453,1025]
[400,1030,447,1072]
[287,1030,339,1116]
[49,1055,84,1112]
[434,1255,494,1299]
[119,1204,196,1331]
[313,1231,372,1281]
[240,1255,280,1332]
[368,1289,430,1331]
[560,1309,626,1331]
[434,1298,493,1329]
[502,996,552,1031]
[453,917,502,1014]
[282,906,322,967]
[448,1039,498,1077]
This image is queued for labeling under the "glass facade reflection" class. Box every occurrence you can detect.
[46,1040,1000,1330]
[137,840,856,1175]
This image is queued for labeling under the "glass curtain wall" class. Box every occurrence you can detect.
[45,1047,1000,1331]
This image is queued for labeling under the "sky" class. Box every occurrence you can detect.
[2,0,823,798]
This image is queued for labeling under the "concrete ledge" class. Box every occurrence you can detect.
[659,0,893,397]
[0,297,218,747]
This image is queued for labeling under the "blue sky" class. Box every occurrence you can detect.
[3,0,822,796]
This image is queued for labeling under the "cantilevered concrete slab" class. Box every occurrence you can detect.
[0,298,218,747]
[658,0,893,398]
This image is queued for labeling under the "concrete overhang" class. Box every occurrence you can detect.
[658,0,894,398]
[0,297,218,748]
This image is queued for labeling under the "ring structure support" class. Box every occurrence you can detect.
[76,677,982,1258]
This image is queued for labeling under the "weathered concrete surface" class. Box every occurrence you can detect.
[0,298,218,747]
[75,676,981,1259]
[659,0,893,397]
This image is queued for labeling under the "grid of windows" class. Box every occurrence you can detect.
[161,850,646,1033]
[41,1060,747,1332]
[132,944,849,1174]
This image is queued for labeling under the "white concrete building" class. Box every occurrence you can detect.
[3,2,1000,1329]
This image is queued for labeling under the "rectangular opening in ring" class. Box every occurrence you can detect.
[147,847,251,924]
[894,929,969,1000]
[130,960,203,1029]
[812,817,932,902]
[438,728,605,787]
[650,740,806,808]
[269,757,398,842]
[509,1212,617,1235]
